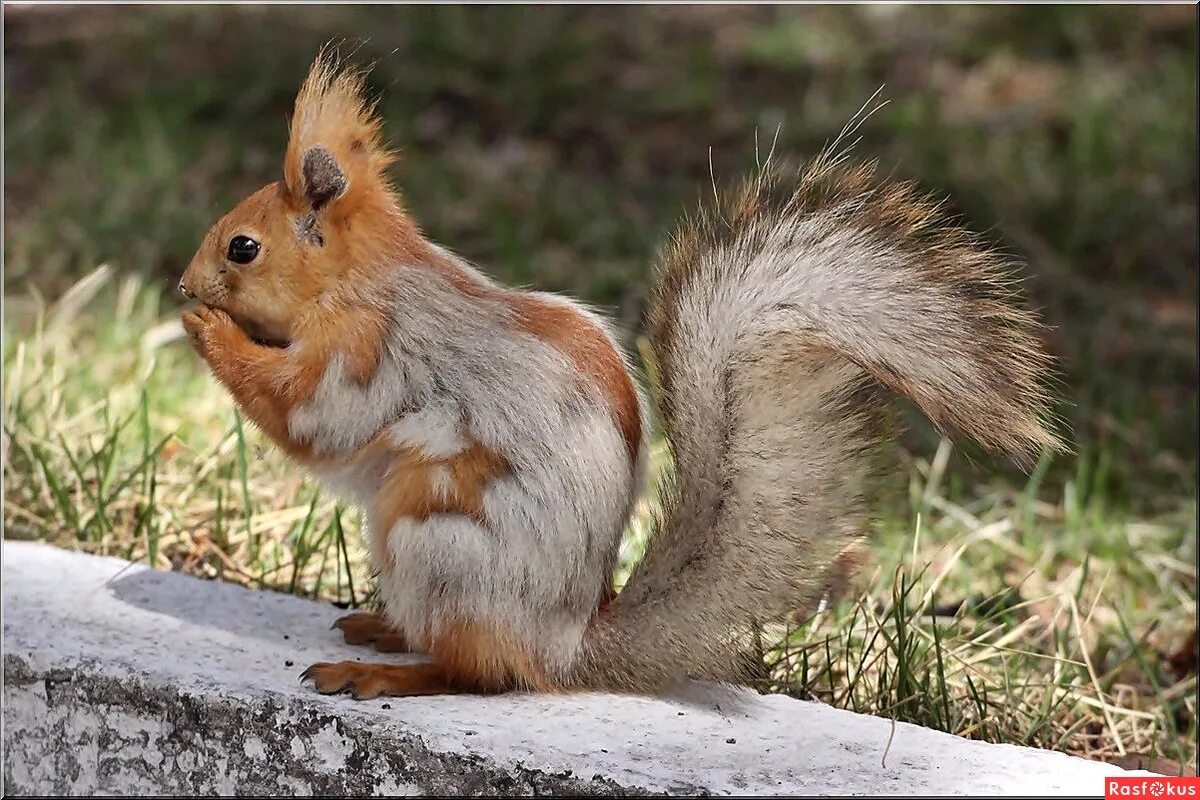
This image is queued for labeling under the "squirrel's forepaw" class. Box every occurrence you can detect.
[181,305,236,356]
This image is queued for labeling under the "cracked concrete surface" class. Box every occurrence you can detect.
[2,541,1152,795]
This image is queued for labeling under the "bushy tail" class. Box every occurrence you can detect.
[573,152,1064,694]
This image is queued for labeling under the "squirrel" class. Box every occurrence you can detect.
[180,54,1063,700]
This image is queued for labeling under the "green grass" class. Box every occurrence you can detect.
[3,3,1196,773]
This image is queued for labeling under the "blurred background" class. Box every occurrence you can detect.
[4,4,1196,770]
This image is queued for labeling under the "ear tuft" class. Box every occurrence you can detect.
[301,146,347,209]
[283,49,397,214]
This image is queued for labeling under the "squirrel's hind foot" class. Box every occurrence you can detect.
[300,661,462,699]
[332,611,415,653]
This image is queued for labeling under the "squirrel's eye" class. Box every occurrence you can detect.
[226,235,260,265]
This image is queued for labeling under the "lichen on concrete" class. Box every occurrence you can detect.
[4,653,657,796]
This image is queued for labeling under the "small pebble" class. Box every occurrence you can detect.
[381,703,391,710]
[283,634,290,640]
[725,737,736,744]
[285,660,294,667]
[464,730,477,736]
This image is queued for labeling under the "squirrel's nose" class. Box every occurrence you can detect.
[178,279,195,299]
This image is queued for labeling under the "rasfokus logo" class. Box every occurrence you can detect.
[1107,778,1200,798]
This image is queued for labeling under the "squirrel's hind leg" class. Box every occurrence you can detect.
[332,611,415,653]
[301,618,558,699]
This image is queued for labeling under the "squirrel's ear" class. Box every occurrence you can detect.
[300,146,348,210]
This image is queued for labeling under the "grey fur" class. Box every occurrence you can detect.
[291,261,646,677]
[573,153,1063,693]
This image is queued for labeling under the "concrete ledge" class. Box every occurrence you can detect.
[2,541,1151,796]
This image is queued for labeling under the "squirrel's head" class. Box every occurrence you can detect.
[180,53,404,346]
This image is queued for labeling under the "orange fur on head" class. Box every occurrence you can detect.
[180,53,417,365]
